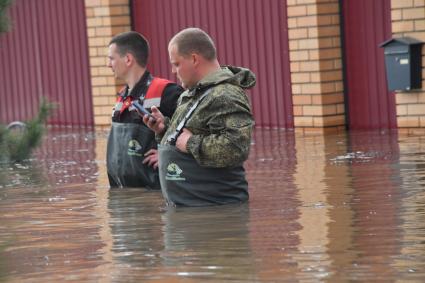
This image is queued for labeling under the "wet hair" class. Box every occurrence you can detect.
[169,27,216,61]
[109,31,149,67]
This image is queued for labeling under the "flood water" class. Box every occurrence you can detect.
[1,127,425,282]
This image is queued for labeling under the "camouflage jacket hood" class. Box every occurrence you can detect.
[159,65,256,168]
[193,65,256,92]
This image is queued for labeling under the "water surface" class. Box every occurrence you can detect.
[1,128,425,282]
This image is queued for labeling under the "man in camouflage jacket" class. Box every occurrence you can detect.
[143,28,256,206]
[157,65,255,167]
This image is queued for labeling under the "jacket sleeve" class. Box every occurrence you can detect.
[156,83,183,143]
[155,117,171,143]
[186,89,254,168]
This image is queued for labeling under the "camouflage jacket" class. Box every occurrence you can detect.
[159,66,256,168]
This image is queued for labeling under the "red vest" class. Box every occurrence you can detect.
[117,77,171,114]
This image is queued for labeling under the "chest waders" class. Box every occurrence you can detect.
[107,122,159,189]
[107,77,171,189]
[158,88,249,206]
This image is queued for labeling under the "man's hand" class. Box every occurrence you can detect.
[143,149,159,169]
[176,128,193,153]
[143,106,166,135]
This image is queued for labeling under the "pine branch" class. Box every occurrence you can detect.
[2,98,55,162]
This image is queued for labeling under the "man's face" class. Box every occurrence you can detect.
[107,43,128,80]
[168,44,197,89]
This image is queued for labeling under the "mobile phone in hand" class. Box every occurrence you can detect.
[132,100,156,121]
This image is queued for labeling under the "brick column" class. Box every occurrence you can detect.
[391,0,425,135]
[85,0,131,127]
[287,0,345,134]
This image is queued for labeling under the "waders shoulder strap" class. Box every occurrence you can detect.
[167,88,213,145]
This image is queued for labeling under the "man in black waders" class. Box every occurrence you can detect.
[143,27,256,206]
[106,31,183,189]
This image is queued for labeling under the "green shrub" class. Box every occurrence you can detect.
[0,0,13,33]
[0,98,55,163]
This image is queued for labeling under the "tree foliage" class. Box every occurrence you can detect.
[0,0,13,33]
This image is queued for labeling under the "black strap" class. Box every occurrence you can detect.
[167,88,212,145]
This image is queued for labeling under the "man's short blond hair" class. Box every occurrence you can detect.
[169,27,216,61]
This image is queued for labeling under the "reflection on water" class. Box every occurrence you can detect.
[161,204,254,281]
[1,128,425,282]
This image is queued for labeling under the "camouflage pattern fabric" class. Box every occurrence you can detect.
[160,66,256,168]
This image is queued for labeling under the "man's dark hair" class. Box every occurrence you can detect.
[169,27,216,61]
[109,31,149,67]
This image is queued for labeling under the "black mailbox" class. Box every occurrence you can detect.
[380,37,423,91]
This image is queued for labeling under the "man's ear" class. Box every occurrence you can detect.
[125,53,133,66]
[191,53,200,67]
